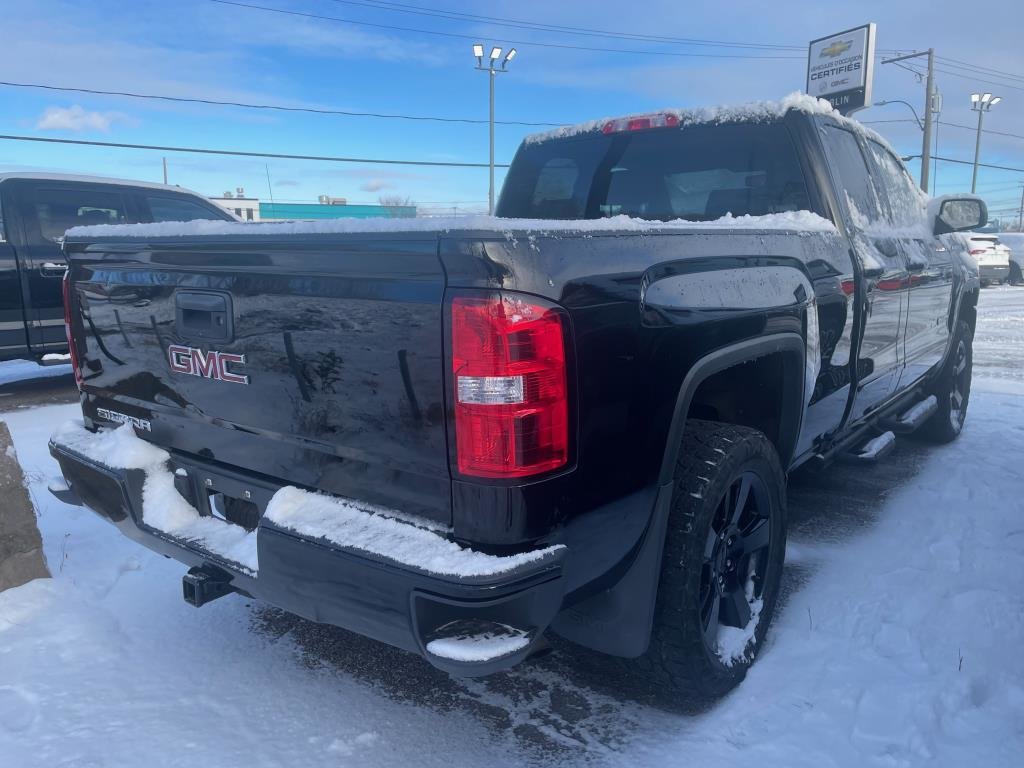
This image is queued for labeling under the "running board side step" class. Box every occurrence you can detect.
[881,395,938,434]
[839,430,896,464]
[182,565,236,607]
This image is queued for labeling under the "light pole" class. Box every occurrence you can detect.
[970,92,1002,193]
[474,43,516,215]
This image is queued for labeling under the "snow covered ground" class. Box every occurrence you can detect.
[1,287,1022,767]
[0,359,72,387]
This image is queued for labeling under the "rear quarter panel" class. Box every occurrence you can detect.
[440,225,854,531]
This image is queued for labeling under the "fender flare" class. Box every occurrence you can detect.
[552,333,806,658]
[658,332,807,484]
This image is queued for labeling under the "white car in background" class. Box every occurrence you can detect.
[966,233,1011,286]
[997,232,1024,285]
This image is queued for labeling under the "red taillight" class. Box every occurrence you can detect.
[451,294,569,479]
[602,113,680,134]
[969,249,987,255]
[62,272,83,389]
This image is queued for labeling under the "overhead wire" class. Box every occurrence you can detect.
[207,0,806,59]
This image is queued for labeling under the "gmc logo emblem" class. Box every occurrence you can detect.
[168,345,249,385]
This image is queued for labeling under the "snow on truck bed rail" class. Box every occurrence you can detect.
[65,210,836,239]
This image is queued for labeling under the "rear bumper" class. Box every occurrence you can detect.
[49,432,650,675]
[979,264,1009,281]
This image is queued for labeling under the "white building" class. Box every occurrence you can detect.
[210,187,260,221]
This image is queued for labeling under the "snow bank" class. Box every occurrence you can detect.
[65,210,837,239]
[0,359,72,385]
[51,421,258,573]
[525,91,837,144]
[264,485,562,578]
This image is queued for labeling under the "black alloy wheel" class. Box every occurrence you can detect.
[699,470,773,652]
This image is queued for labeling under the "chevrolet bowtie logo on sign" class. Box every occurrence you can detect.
[807,23,876,116]
[168,344,249,385]
[820,40,853,58]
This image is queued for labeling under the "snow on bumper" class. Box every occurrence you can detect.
[48,420,567,673]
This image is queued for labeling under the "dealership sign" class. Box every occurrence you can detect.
[807,23,876,115]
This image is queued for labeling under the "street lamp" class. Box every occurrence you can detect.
[970,92,1002,193]
[474,42,517,215]
[874,99,924,130]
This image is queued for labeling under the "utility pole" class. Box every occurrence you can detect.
[1018,183,1024,230]
[162,156,168,185]
[880,48,935,192]
[970,92,1003,193]
[473,43,517,215]
[921,49,934,194]
[931,90,942,196]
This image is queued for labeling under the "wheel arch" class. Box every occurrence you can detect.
[658,333,807,483]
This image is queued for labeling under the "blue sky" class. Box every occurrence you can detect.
[1,0,1021,220]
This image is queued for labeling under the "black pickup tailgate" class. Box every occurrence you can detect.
[65,234,451,525]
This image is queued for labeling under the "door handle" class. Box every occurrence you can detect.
[40,261,67,277]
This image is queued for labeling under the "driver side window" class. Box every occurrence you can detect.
[819,124,883,229]
[866,140,926,228]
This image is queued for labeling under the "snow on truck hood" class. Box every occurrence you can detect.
[64,210,837,240]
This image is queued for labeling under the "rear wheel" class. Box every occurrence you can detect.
[918,319,973,444]
[636,420,787,701]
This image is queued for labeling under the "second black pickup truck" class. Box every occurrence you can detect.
[0,173,233,363]
[50,95,985,699]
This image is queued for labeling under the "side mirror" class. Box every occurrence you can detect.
[929,195,988,235]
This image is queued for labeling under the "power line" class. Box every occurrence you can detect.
[322,0,808,51]
[862,118,1024,143]
[0,80,563,127]
[0,133,511,168]
[885,56,1024,92]
[905,153,1024,174]
[934,55,1024,84]
[207,0,805,60]
[932,66,1024,93]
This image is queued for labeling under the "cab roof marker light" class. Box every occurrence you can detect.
[601,113,681,134]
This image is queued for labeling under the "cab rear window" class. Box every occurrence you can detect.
[34,188,127,241]
[498,121,812,222]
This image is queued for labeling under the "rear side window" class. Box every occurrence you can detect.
[33,187,127,242]
[819,124,883,227]
[144,194,225,223]
[865,140,925,227]
[498,121,812,221]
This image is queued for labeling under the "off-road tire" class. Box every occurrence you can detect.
[631,420,787,702]
[917,319,973,444]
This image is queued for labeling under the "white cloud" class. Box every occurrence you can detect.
[359,179,394,193]
[35,105,132,133]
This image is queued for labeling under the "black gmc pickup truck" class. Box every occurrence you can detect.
[50,97,985,699]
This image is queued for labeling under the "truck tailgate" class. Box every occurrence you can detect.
[68,235,451,525]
